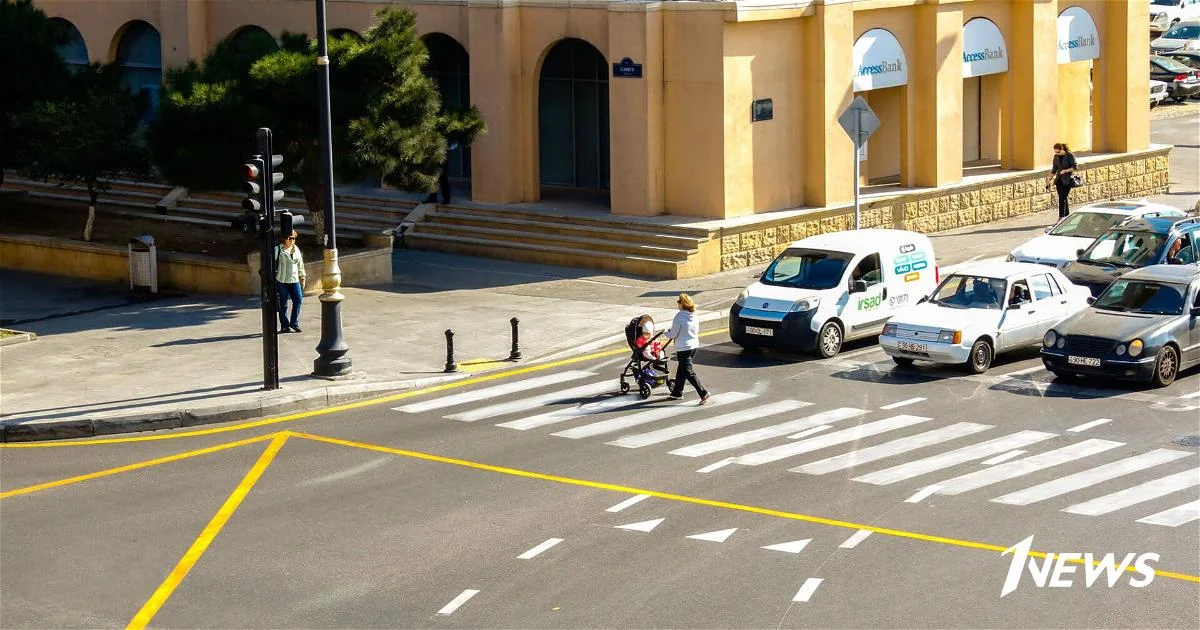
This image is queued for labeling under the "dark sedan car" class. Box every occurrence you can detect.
[1042,265,1200,387]
[1061,216,1200,297]
[1151,55,1200,102]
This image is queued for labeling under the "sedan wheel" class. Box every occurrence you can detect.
[816,322,843,359]
[965,339,993,374]
[1150,346,1179,388]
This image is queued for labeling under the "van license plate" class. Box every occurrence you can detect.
[1068,356,1101,367]
[897,341,927,352]
[745,326,774,337]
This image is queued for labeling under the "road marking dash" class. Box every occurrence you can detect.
[880,397,926,410]
[696,458,735,473]
[1067,418,1112,432]
[1179,391,1200,399]
[437,589,479,615]
[792,578,824,602]
[1137,500,1200,527]
[905,485,943,503]
[1001,365,1043,378]
[606,494,650,512]
[981,450,1025,465]
[518,538,564,559]
[839,529,873,548]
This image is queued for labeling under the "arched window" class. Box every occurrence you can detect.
[114,20,162,118]
[538,38,609,190]
[51,18,89,70]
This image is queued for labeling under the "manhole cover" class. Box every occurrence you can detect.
[1174,435,1200,447]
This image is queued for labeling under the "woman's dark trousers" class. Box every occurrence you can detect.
[671,349,707,397]
[1056,183,1071,219]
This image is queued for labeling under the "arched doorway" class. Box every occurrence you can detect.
[230,25,278,55]
[538,38,609,191]
[51,18,89,71]
[423,33,470,179]
[330,28,362,41]
[114,20,162,118]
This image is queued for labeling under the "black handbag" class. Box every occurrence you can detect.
[1069,173,1084,188]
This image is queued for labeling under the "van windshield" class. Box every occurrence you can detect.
[761,248,853,290]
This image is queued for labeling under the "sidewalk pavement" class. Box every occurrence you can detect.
[0,204,1067,442]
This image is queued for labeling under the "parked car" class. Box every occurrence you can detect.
[730,229,939,358]
[1150,55,1200,102]
[1151,79,1171,107]
[1061,216,1200,297]
[1007,201,1186,269]
[1041,265,1200,387]
[1151,0,1200,34]
[879,263,1091,374]
[1151,19,1200,53]
[1162,50,1200,98]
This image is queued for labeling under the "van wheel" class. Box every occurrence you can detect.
[816,322,843,358]
[1150,346,1179,388]
[965,339,993,374]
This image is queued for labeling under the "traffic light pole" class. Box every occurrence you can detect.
[256,129,281,390]
[312,0,352,377]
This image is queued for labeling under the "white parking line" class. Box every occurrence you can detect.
[437,589,480,615]
[981,450,1026,465]
[792,578,824,602]
[839,529,873,548]
[696,458,736,473]
[1179,390,1200,399]
[518,538,564,560]
[1000,366,1043,378]
[1067,418,1112,432]
[880,397,926,410]
[905,485,944,504]
[606,494,650,513]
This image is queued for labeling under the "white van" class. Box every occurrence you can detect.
[729,229,940,357]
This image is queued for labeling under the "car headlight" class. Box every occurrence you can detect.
[790,297,820,312]
[938,329,962,344]
[1115,344,1126,356]
[735,289,749,307]
[1043,330,1056,348]
[1057,335,1066,349]
[883,323,898,336]
[1128,339,1144,357]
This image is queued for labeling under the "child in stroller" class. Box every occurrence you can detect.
[620,315,676,399]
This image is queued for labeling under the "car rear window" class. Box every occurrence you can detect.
[1154,57,1195,73]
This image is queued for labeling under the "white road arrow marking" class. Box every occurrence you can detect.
[615,518,665,533]
[762,539,811,554]
[686,528,738,543]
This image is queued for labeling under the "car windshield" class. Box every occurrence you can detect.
[1162,25,1200,39]
[760,248,852,290]
[1155,57,1196,73]
[929,275,1006,310]
[1078,231,1167,268]
[1169,55,1200,69]
[1050,212,1124,238]
[1152,0,1178,5]
[1093,280,1187,315]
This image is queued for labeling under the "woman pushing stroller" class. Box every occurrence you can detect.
[665,294,710,404]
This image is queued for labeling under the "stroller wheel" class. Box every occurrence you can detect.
[620,379,630,394]
[666,378,676,392]
[639,383,651,399]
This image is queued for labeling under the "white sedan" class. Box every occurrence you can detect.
[1007,200,1186,269]
[880,263,1092,374]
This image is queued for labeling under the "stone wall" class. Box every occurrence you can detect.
[716,148,1172,272]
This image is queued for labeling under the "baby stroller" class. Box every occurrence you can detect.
[619,315,676,399]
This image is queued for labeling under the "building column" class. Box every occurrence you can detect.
[801,2,854,207]
[1097,0,1149,153]
[909,2,963,187]
[1007,0,1058,171]
[466,5,527,204]
[608,5,665,216]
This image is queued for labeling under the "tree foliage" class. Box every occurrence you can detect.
[10,63,153,240]
[150,8,486,245]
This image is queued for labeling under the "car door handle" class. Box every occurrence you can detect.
[882,287,888,299]
[1028,310,1036,314]
[1060,300,1067,305]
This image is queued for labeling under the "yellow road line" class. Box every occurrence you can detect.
[2,328,728,448]
[126,433,289,630]
[292,431,1200,585]
[0,434,274,500]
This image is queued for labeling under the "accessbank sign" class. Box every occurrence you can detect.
[1057,6,1101,64]
[853,29,908,92]
[962,18,1008,78]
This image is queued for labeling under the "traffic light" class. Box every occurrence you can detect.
[234,157,267,234]
[268,154,284,209]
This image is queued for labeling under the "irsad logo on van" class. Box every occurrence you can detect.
[999,535,1158,598]
[857,295,882,311]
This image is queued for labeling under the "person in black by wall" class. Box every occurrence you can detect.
[424,142,458,205]
[1045,142,1077,219]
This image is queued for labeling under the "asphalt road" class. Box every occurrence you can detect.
[3,328,1198,629]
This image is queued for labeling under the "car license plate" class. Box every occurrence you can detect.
[897,341,927,352]
[744,325,773,337]
[1068,356,1101,367]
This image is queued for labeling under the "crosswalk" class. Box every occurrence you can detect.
[394,371,1200,528]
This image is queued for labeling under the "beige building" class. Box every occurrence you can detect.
[38,0,1156,236]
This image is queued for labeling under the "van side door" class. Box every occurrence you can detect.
[843,252,889,337]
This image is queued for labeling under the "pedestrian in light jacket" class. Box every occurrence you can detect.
[665,293,710,404]
[275,230,306,333]
[1046,142,1078,219]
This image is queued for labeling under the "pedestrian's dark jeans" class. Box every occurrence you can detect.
[671,349,707,397]
[1056,183,1071,219]
[276,281,302,329]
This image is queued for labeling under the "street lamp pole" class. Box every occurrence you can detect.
[312,0,351,377]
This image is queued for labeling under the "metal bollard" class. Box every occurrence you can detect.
[444,329,458,373]
[508,317,522,361]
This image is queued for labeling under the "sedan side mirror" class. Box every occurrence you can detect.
[1076,248,1086,258]
[1191,305,1200,317]
[1086,296,1096,305]
[1044,226,1052,233]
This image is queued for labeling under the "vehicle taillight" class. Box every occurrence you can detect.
[1175,74,1189,82]
[935,265,940,283]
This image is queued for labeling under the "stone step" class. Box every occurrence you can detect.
[187,189,415,217]
[5,179,164,204]
[404,232,683,280]
[437,203,711,239]
[417,222,693,261]
[173,199,403,230]
[15,188,158,212]
[426,210,705,250]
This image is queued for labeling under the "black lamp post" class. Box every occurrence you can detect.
[312,0,352,377]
